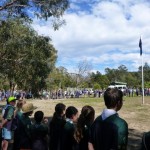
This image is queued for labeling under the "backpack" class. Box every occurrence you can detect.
[2,104,17,131]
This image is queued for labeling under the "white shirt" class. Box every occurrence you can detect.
[101,108,117,120]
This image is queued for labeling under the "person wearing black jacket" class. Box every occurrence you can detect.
[49,103,66,150]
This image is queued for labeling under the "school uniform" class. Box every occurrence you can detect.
[61,119,76,150]
[13,110,23,150]
[76,124,90,150]
[13,113,32,150]
[89,109,128,150]
[49,116,66,150]
[30,122,48,150]
[2,104,15,140]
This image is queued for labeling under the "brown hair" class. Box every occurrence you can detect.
[104,88,123,109]
[74,105,95,143]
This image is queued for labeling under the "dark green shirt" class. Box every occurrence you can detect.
[61,121,76,150]
[30,122,48,139]
[30,122,49,150]
[89,114,128,150]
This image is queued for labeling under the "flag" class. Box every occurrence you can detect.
[139,38,142,55]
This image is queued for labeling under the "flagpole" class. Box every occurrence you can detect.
[139,37,144,104]
[141,53,144,104]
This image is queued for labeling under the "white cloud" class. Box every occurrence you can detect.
[32,0,150,74]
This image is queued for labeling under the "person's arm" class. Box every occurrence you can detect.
[1,118,8,127]
[88,142,94,150]
[118,121,128,150]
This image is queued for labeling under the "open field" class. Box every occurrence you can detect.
[0,96,150,150]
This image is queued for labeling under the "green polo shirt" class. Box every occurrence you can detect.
[89,114,128,150]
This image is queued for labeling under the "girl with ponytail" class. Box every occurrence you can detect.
[74,105,95,150]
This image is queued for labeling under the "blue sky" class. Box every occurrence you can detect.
[32,0,150,74]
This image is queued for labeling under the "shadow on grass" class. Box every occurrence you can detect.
[128,128,143,150]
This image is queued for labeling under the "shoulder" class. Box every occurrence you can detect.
[90,115,103,132]
[92,115,102,126]
[4,105,14,112]
[94,115,103,123]
[106,114,128,135]
[64,122,74,131]
[112,114,128,128]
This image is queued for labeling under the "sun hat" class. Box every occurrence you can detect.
[8,96,17,103]
[22,103,37,113]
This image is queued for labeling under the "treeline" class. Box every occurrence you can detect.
[44,63,150,91]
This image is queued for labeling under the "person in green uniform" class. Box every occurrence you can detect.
[74,105,95,150]
[61,106,78,150]
[13,99,26,149]
[30,111,49,150]
[49,103,66,150]
[88,88,128,150]
[1,96,17,150]
[13,103,37,150]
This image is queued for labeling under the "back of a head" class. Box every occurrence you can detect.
[81,105,95,125]
[17,100,26,109]
[104,88,123,109]
[34,111,44,123]
[55,103,66,116]
[66,106,78,119]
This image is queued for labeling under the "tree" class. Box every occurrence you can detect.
[105,68,117,82]
[90,71,109,89]
[75,59,92,87]
[138,63,150,82]
[46,66,76,90]
[105,65,128,83]
[0,0,69,30]
[0,19,57,95]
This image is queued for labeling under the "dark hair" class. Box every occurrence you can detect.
[34,111,44,123]
[74,105,95,143]
[55,103,66,116]
[104,88,123,109]
[50,103,66,125]
[65,106,78,119]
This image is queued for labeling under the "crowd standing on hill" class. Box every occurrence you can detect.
[0,88,149,150]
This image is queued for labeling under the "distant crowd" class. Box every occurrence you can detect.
[0,88,149,150]
[1,87,150,101]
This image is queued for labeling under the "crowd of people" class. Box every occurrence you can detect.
[0,88,149,150]
[1,87,150,101]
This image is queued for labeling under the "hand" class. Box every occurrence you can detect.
[43,118,48,124]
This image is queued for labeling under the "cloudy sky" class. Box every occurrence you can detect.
[32,0,150,74]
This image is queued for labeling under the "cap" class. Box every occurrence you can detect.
[8,96,17,103]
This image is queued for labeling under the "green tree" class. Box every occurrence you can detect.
[138,63,150,82]
[93,83,100,90]
[0,19,57,95]
[105,65,128,83]
[46,66,76,91]
[0,0,69,30]
[90,71,109,89]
